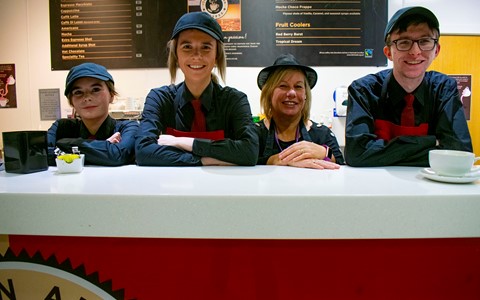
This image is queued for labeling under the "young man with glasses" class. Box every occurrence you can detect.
[345,6,472,167]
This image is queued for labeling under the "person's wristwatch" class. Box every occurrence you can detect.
[322,145,333,161]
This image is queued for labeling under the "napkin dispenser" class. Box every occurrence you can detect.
[2,130,48,173]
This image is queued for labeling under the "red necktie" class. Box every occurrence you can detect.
[191,99,206,132]
[401,93,415,126]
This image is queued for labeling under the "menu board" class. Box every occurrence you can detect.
[49,0,387,69]
[49,0,171,70]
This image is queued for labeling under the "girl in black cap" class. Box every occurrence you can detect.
[47,62,138,166]
[256,54,344,169]
[135,12,258,166]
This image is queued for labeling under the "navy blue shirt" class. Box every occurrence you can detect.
[345,69,472,167]
[47,116,138,166]
[255,119,345,165]
[135,81,259,166]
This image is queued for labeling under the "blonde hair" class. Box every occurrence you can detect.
[259,67,312,123]
[167,36,227,84]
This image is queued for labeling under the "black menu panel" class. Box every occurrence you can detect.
[50,0,387,70]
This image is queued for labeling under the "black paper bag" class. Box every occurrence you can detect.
[2,131,48,173]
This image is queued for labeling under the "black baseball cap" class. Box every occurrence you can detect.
[65,63,114,96]
[384,6,439,41]
[171,12,224,41]
[257,54,317,90]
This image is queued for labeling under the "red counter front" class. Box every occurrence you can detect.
[4,235,480,300]
[1,166,480,299]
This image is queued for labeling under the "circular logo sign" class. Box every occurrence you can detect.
[0,249,123,299]
[201,0,228,19]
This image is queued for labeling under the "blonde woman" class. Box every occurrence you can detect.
[135,12,258,166]
[256,54,344,169]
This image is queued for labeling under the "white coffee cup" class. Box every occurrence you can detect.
[429,149,479,177]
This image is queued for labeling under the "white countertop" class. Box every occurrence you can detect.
[1,165,479,239]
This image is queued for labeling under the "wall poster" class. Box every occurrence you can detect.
[0,64,17,108]
[450,74,472,120]
[39,89,61,121]
[49,0,387,69]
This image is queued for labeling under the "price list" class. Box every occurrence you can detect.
[274,2,363,47]
[60,1,134,61]
[269,0,386,66]
[50,0,166,70]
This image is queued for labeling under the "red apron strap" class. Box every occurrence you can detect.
[165,127,225,141]
[374,120,428,142]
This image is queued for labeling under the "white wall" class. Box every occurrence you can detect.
[1,0,478,148]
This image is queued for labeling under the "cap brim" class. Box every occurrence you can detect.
[65,74,112,96]
[172,25,222,41]
[385,6,439,40]
[257,65,317,90]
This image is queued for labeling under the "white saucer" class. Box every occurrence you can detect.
[420,167,480,183]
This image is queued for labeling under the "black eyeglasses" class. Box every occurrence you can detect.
[390,38,438,51]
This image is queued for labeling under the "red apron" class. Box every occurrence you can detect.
[374,119,428,142]
[166,127,225,141]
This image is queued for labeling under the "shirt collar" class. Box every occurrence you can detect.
[177,81,215,111]
[386,72,426,107]
[79,115,116,139]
